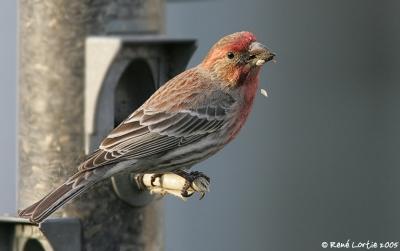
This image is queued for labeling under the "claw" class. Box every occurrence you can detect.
[199,192,206,200]
[180,179,194,198]
[150,173,163,187]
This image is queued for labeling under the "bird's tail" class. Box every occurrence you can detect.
[18,170,98,224]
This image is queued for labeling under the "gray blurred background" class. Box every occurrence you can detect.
[1,0,400,250]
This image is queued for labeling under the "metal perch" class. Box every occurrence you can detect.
[135,172,211,200]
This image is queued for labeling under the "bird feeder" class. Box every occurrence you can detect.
[1,0,197,250]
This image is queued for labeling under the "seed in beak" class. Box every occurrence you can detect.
[256,59,265,66]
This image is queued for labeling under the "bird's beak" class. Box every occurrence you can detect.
[248,41,275,66]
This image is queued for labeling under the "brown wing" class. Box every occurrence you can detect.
[78,69,235,171]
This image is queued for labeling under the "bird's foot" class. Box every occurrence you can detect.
[134,171,211,200]
[173,170,210,199]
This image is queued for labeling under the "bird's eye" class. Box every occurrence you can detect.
[227,52,235,59]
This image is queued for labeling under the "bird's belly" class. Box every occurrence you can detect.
[144,133,225,173]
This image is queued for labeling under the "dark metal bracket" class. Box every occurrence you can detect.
[0,216,81,251]
[111,173,153,207]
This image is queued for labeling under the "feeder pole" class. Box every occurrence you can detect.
[18,1,165,250]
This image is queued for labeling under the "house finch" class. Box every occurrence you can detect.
[18,31,275,224]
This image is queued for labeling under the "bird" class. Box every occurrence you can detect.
[18,31,275,224]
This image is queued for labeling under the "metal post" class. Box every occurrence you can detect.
[19,0,165,250]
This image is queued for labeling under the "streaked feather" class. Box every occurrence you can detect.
[78,69,236,172]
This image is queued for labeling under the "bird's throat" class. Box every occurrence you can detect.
[226,69,260,143]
